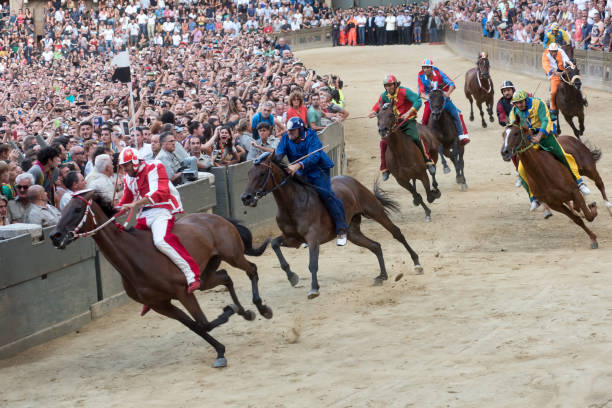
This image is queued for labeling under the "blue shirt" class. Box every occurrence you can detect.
[251,112,275,141]
[275,128,334,179]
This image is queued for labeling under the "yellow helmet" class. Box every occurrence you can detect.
[550,23,560,31]
[548,42,559,51]
[512,90,528,103]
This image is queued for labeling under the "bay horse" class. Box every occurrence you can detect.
[556,63,586,138]
[50,189,272,368]
[376,100,441,222]
[428,89,468,191]
[240,153,423,299]
[500,125,599,248]
[464,53,495,128]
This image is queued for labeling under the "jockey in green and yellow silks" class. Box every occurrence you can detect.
[509,90,591,211]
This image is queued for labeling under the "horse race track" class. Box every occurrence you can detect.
[2,45,612,408]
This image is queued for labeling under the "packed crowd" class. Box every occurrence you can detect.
[433,0,612,51]
[0,0,358,230]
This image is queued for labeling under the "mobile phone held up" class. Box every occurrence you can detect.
[120,120,130,136]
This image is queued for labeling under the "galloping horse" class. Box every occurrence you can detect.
[376,100,441,222]
[428,88,468,191]
[241,153,423,299]
[464,53,495,128]
[555,63,586,138]
[500,125,599,248]
[50,190,272,368]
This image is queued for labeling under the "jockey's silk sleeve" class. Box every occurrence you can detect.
[404,87,422,111]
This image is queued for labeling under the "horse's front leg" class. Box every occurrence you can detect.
[466,92,474,121]
[438,144,451,174]
[306,240,321,299]
[487,96,495,123]
[271,235,300,287]
[477,101,487,128]
[578,111,585,137]
[563,112,580,138]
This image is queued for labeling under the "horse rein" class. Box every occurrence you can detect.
[253,162,290,202]
[476,64,492,94]
[560,69,581,86]
[508,124,535,155]
[70,194,133,239]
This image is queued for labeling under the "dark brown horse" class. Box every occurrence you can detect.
[241,153,423,298]
[50,190,272,368]
[376,101,441,222]
[500,125,599,248]
[429,88,468,191]
[465,54,495,128]
[556,64,586,138]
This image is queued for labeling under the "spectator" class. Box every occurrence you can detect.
[25,185,61,227]
[7,173,34,224]
[59,171,87,211]
[0,161,13,200]
[28,146,61,206]
[0,195,8,226]
[248,122,279,160]
[252,102,276,141]
[187,137,213,172]
[156,131,184,185]
[86,154,115,203]
[287,91,309,126]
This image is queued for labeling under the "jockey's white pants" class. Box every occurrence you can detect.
[137,207,196,284]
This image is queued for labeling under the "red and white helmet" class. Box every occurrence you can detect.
[118,147,140,170]
[422,58,434,67]
[383,74,399,86]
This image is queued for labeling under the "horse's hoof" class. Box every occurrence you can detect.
[443,166,451,174]
[543,209,553,219]
[591,241,599,249]
[243,309,256,321]
[260,306,273,319]
[372,277,384,286]
[288,272,300,287]
[605,201,612,216]
[469,115,474,121]
[482,123,487,128]
[414,265,424,275]
[460,183,468,192]
[489,116,494,123]
[424,215,431,223]
[307,289,320,299]
[213,357,227,368]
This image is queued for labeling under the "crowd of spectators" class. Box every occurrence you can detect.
[0,0,358,230]
[432,0,612,51]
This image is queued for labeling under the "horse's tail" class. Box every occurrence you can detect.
[224,217,270,256]
[372,179,401,216]
[585,141,602,163]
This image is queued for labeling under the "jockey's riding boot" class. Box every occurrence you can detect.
[578,181,591,195]
[187,280,201,294]
[529,199,541,212]
[458,134,471,145]
[140,305,151,317]
[336,230,348,246]
[381,170,390,181]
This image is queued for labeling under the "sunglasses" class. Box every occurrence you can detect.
[16,185,29,190]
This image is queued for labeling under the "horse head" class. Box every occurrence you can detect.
[429,88,446,121]
[477,54,490,79]
[376,101,396,139]
[564,65,582,91]
[242,152,285,207]
[500,123,530,161]
[50,189,97,249]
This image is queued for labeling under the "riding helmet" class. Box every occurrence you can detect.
[511,90,528,103]
[118,147,140,169]
[500,80,515,91]
[550,23,560,31]
[548,42,559,51]
[421,58,434,67]
[383,74,399,86]
[286,116,305,131]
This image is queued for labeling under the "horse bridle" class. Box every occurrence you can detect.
[560,68,581,87]
[252,161,291,202]
[69,194,132,239]
[476,59,492,93]
[429,90,446,117]
[507,123,535,156]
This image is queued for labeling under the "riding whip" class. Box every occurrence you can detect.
[289,145,329,166]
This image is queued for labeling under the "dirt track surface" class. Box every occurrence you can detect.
[2,45,612,408]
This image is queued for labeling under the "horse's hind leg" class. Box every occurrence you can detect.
[271,236,299,287]
[152,300,229,368]
[578,111,585,137]
[305,239,321,299]
[347,215,388,286]
[225,256,273,319]
[589,169,612,215]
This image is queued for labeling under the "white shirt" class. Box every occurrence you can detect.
[385,15,396,30]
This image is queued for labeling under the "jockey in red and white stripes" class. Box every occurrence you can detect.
[117,148,200,315]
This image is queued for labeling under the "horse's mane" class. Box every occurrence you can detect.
[271,157,319,195]
[92,191,116,218]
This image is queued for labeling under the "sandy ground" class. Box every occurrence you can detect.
[2,45,612,408]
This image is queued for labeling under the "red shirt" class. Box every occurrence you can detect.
[119,161,183,214]
[287,105,308,125]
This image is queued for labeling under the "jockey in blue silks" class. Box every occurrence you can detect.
[275,117,349,246]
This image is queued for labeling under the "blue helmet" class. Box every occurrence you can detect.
[286,116,305,131]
